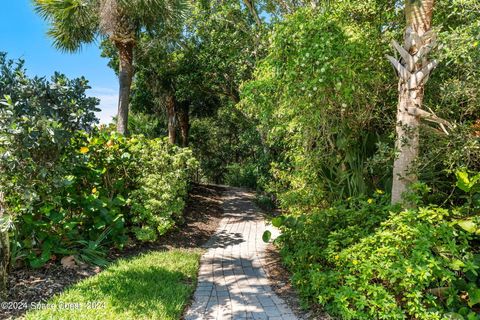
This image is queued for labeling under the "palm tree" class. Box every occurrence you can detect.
[387,0,451,204]
[34,0,187,135]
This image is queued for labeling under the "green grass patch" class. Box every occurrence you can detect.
[25,249,202,320]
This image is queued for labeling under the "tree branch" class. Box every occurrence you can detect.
[407,106,453,134]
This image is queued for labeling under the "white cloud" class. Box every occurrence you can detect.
[88,87,118,124]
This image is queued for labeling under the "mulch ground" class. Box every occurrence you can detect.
[0,183,225,320]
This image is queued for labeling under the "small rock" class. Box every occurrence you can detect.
[61,256,77,269]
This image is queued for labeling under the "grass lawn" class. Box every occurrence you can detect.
[25,249,202,320]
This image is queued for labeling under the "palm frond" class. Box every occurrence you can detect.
[33,0,99,52]
[119,0,190,32]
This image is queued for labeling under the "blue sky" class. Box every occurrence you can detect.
[0,0,118,124]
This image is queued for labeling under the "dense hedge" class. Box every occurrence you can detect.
[0,55,198,268]
[5,130,197,268]
[276,193,480,319]
[241,1,480,206]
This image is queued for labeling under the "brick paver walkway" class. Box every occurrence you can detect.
[185,188,297,320]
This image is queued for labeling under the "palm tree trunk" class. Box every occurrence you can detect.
[116,41,134,135]
[390,0,436,204]
[391,85,421,204]
[166,94,177,144]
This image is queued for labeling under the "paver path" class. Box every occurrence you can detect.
[185,188,297,320]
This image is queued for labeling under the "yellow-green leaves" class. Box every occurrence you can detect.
[456,169,480,193]
[456,219,480,235]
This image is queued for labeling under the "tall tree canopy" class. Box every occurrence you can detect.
[34,0,187,134]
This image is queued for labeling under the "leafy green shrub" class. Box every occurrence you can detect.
[239,0,480,209]
[0,54,103,267]
[64,131,136,243]
[129,137,198,241]
[276,192,399,292]
[0,55,198,266]
[66,131,198,245]
[8,129,198,267]
[240,7,397,211]
[322,207,478,319]
[7,130,142,267]
[277,191,480,319]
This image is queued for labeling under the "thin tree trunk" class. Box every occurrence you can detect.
[177,102,190,147]
[390,0,436,204]
[116,41,134,135]
[166,94,177,144]
[243,0,262,27]
[0,193,9,298]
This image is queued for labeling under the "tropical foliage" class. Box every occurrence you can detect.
[0,55,197,269]
[1,0,480,318]
[274,175,480,319]
[96,1,480,317]
[34,0,188,134]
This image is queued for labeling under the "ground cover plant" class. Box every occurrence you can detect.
[275,190,480,319]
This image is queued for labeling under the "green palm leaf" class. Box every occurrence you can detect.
[34,0,99,52]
